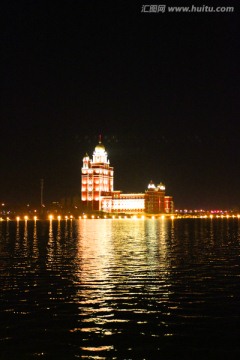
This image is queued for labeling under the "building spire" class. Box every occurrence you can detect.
[99,134,102,144]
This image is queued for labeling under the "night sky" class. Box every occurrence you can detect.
[1,0,239,210]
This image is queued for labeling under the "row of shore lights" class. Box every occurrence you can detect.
[1,214,240,222]
[4,215,171,221]
[12,215,170,221]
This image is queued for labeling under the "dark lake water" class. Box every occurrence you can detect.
[0,218,240,359]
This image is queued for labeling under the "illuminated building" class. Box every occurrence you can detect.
[81,139,114,211]
[81,139,174,214]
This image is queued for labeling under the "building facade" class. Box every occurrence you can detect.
[81,141,114,211]
[81,140,174,214]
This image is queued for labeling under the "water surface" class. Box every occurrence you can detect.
[0,218,240,359]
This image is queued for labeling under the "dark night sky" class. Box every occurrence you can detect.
[1,0,239,209]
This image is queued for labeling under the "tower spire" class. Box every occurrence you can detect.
[99,134,102,144]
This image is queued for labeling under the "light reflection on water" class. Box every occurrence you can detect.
[0,218,240,359]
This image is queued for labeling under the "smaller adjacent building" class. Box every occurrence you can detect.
[145,181,173,214]
[81,139,174,214]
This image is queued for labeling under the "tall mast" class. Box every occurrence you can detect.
[40,178,44,207]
